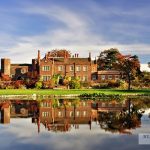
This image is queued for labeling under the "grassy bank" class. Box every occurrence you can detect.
[0,89,149,96]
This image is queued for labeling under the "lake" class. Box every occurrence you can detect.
[0,96,150,150]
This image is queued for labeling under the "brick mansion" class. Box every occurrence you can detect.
[0,50,122,82]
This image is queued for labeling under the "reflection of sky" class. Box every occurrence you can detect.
[0,114,150,150]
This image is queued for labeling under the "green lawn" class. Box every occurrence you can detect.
[0,89,149,96]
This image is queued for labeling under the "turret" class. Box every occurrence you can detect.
[1,58,11,77]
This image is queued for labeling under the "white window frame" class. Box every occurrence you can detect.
[42,75,51,81]
[58,65,63,71]
[83,66,88,71]
[83,111,87,116]
[69,111,74,117]
[42,66,50,71]
[58,111,62,117]
[76,111,80,117]
[70,65,74,71]
[76,66,81,72]
[108,75,112,80]
[115,75,119,80]
[101,75,105,80]
[21,68,26,74]
[42,112,49,117]
[83,76,88,81]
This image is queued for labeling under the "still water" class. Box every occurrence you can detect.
[0,97,150,150]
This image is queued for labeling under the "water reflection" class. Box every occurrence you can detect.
[0,97,149,135]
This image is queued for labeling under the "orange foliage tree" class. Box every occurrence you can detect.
[47,49,71,58]
[116,54,140,90]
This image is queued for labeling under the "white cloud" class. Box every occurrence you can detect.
[0,1,150,67]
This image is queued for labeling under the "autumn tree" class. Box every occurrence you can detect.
[47,49,71,58]
[97,48,121,70]
[116,55,140,90]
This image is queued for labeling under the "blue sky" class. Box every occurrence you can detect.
[0,0,150,70]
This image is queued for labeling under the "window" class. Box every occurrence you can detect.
[58,65,63,71]
[70,65,74,71]
[42,66,50,71]
[92,75,97,80]
[21,68,26,73]
[76,66,81,71]
[82,102,87,106]
[102,103,105,107]
[83,76,88,81]
[69,111,74,117]
[41,102,51,107]
[83,111,87,116]
[11,74,15,78]
[108,75,112,80]
[42,112,50,117]
[58,111,63,117]
[42,75,51,81]
[92,67,95,72]
[101,75,105,80]
[83,66,88,71]
[115,75,119,80]
[76,111,80,117]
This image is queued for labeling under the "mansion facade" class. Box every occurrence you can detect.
[0,50,123,82]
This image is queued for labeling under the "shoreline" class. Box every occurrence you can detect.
[0,89,149,100]
[0,93,149,100]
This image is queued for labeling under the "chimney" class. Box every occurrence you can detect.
[45,54,47,59]
[38,50,40,64]
[94,57,97,64]
[89,52,91,61]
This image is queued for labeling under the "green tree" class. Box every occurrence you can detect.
[69,78,81,89]
[97,48,121,70]
[35,81,42,89]
[52,74,61,86]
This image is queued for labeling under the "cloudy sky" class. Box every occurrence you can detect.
[0,0,150,71]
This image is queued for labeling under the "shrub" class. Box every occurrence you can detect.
[25,79,36,89]
[118,80,128,90]
[14,80,24,89]
[69,78,81,89]
[35,81,42,89]
[81,82,91,88]
[108,80,120,88]
[42,80,55,89]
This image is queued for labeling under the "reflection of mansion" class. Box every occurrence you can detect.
[0,50,123,82]
[0,100,129,133]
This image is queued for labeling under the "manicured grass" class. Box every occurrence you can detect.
[0,89,149,96]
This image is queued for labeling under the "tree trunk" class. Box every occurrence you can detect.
[127,73,131,90]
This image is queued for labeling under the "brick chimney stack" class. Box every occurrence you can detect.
[38,50,40,64]
[89,52,91,61]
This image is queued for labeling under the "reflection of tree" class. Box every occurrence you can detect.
[98,105,143,134]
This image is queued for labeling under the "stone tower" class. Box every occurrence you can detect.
[1,58,11,77]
